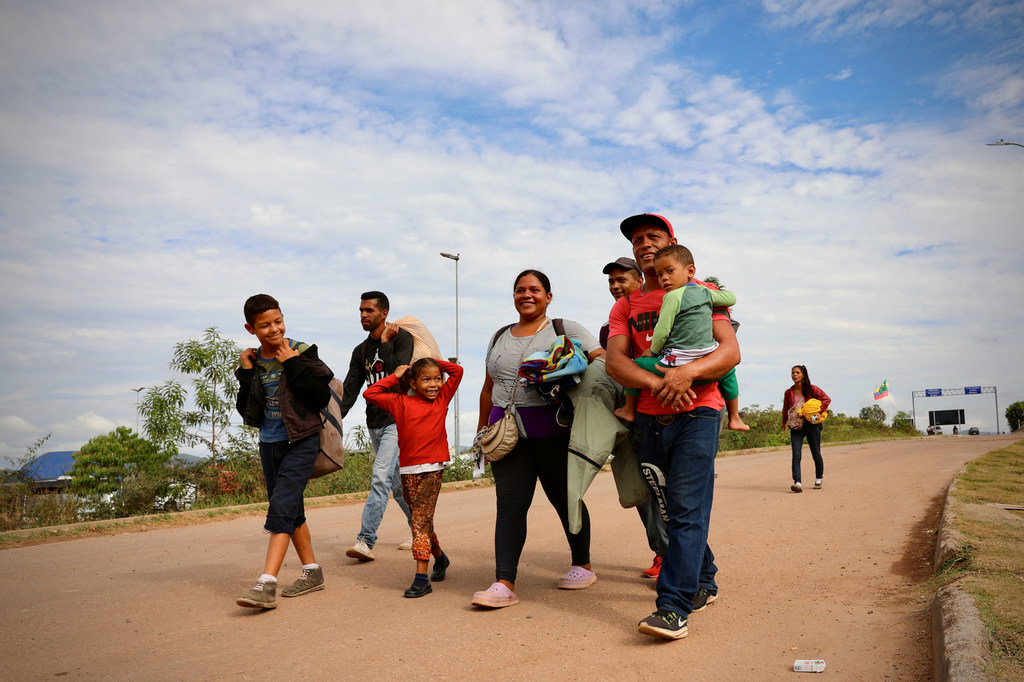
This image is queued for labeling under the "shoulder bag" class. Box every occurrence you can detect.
[478,319,550,462]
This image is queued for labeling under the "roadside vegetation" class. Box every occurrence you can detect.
[4,399,915,533]
[0,326,923,532]
[935,439,1024,680]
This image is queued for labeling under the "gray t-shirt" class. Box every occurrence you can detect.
[486,318,600,409]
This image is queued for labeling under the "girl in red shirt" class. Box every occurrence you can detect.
[364,358,462,597]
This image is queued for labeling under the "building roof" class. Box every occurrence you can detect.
[21,451,76,481]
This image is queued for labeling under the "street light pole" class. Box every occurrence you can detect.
[440,252,460,455]
[132,387,145,434]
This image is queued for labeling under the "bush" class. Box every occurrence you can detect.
[717,404,919,453]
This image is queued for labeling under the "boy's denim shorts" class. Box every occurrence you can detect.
[259,433,319,534]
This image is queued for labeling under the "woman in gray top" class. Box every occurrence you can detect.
[471,269,605,609]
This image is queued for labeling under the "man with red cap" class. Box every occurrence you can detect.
[606,213,740,640]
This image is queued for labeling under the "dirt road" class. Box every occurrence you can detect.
[2,435,1017,681]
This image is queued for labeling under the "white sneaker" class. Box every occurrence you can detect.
[398,534,413,551]
[790,481,803,493]
[346,540,374,561]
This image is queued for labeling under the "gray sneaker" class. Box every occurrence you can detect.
[281,566,324,598]
[236,579,277,609]
[346,540,375,561]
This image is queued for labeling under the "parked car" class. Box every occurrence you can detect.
[927,425,943,435]
[967,426,980,435]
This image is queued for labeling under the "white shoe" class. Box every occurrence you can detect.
[790,482,803,493]
[398,534,413,551]
[346,540,374,561]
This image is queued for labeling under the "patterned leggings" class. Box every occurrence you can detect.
[401,470,444,562]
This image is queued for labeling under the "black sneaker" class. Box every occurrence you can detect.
[691,587,718,612]
[637,609,688,640]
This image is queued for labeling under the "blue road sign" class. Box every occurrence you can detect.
[965,386,982,394]
[925,389,943,397]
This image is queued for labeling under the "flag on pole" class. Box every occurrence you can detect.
[873,379,889,400]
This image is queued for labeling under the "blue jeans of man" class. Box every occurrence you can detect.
[357,424,412,548]
[635,494,669,556]
[634,407,720,618]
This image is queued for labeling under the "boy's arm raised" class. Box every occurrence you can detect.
[283,345,333,412]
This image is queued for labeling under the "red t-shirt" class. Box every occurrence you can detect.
[363,360,463,467]
[608,280,728,415]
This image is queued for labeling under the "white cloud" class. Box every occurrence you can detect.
[827,68,853,81]
[1,0,1022,451]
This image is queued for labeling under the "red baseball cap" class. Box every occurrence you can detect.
[620,213,675,241]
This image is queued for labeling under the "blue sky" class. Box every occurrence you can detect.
[2,0,1022,465]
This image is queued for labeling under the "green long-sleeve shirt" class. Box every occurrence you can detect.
[650,283,736,355]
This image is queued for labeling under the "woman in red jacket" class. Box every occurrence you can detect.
[364,358,462,597]
[781,365,831,493]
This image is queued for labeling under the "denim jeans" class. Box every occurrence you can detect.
[357,424,412,548]
[259,433,319,534]
[790,422,823,483]
[635,494,669,556]
[634,407,720,617]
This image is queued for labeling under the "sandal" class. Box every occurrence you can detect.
[471,582,519,608]
[557,565,597,590]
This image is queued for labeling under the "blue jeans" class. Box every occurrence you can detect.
[357,424,412,548]
[259,433,319,534]
[635,494,669,556]
[634,407,720,617]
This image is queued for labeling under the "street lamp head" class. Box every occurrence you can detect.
[132,387,145,393]
[987,139,1024,148]
[440,252,460,261]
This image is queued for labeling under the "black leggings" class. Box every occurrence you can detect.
[491,435,591,584]
[790,423,824,483]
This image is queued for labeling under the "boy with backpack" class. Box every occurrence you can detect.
[234,294,334,609]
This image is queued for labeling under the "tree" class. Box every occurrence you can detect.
[892,410,914,427]
[71,427,168,497]
[859,404,886,423]
[139,327,251,460]
[1006,401,1024,432]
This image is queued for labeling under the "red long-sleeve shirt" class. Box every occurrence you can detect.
[782,384,831,429]
[363,360,463,467]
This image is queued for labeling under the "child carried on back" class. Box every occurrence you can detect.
[615,244,749,431]
[363,358,463,598]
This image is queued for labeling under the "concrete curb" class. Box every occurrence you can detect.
[932,583,992,681]
[934,477,967,571]
[931,474,995,681]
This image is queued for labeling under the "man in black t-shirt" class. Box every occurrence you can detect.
[339,291,414,561]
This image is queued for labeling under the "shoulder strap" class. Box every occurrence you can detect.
[553,318,565,337]
[487,324,515,356]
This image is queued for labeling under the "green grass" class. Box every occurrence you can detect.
[938,440,1024,680]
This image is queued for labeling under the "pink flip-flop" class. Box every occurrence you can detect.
[471,582,519,608]
[557,566,597,590]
